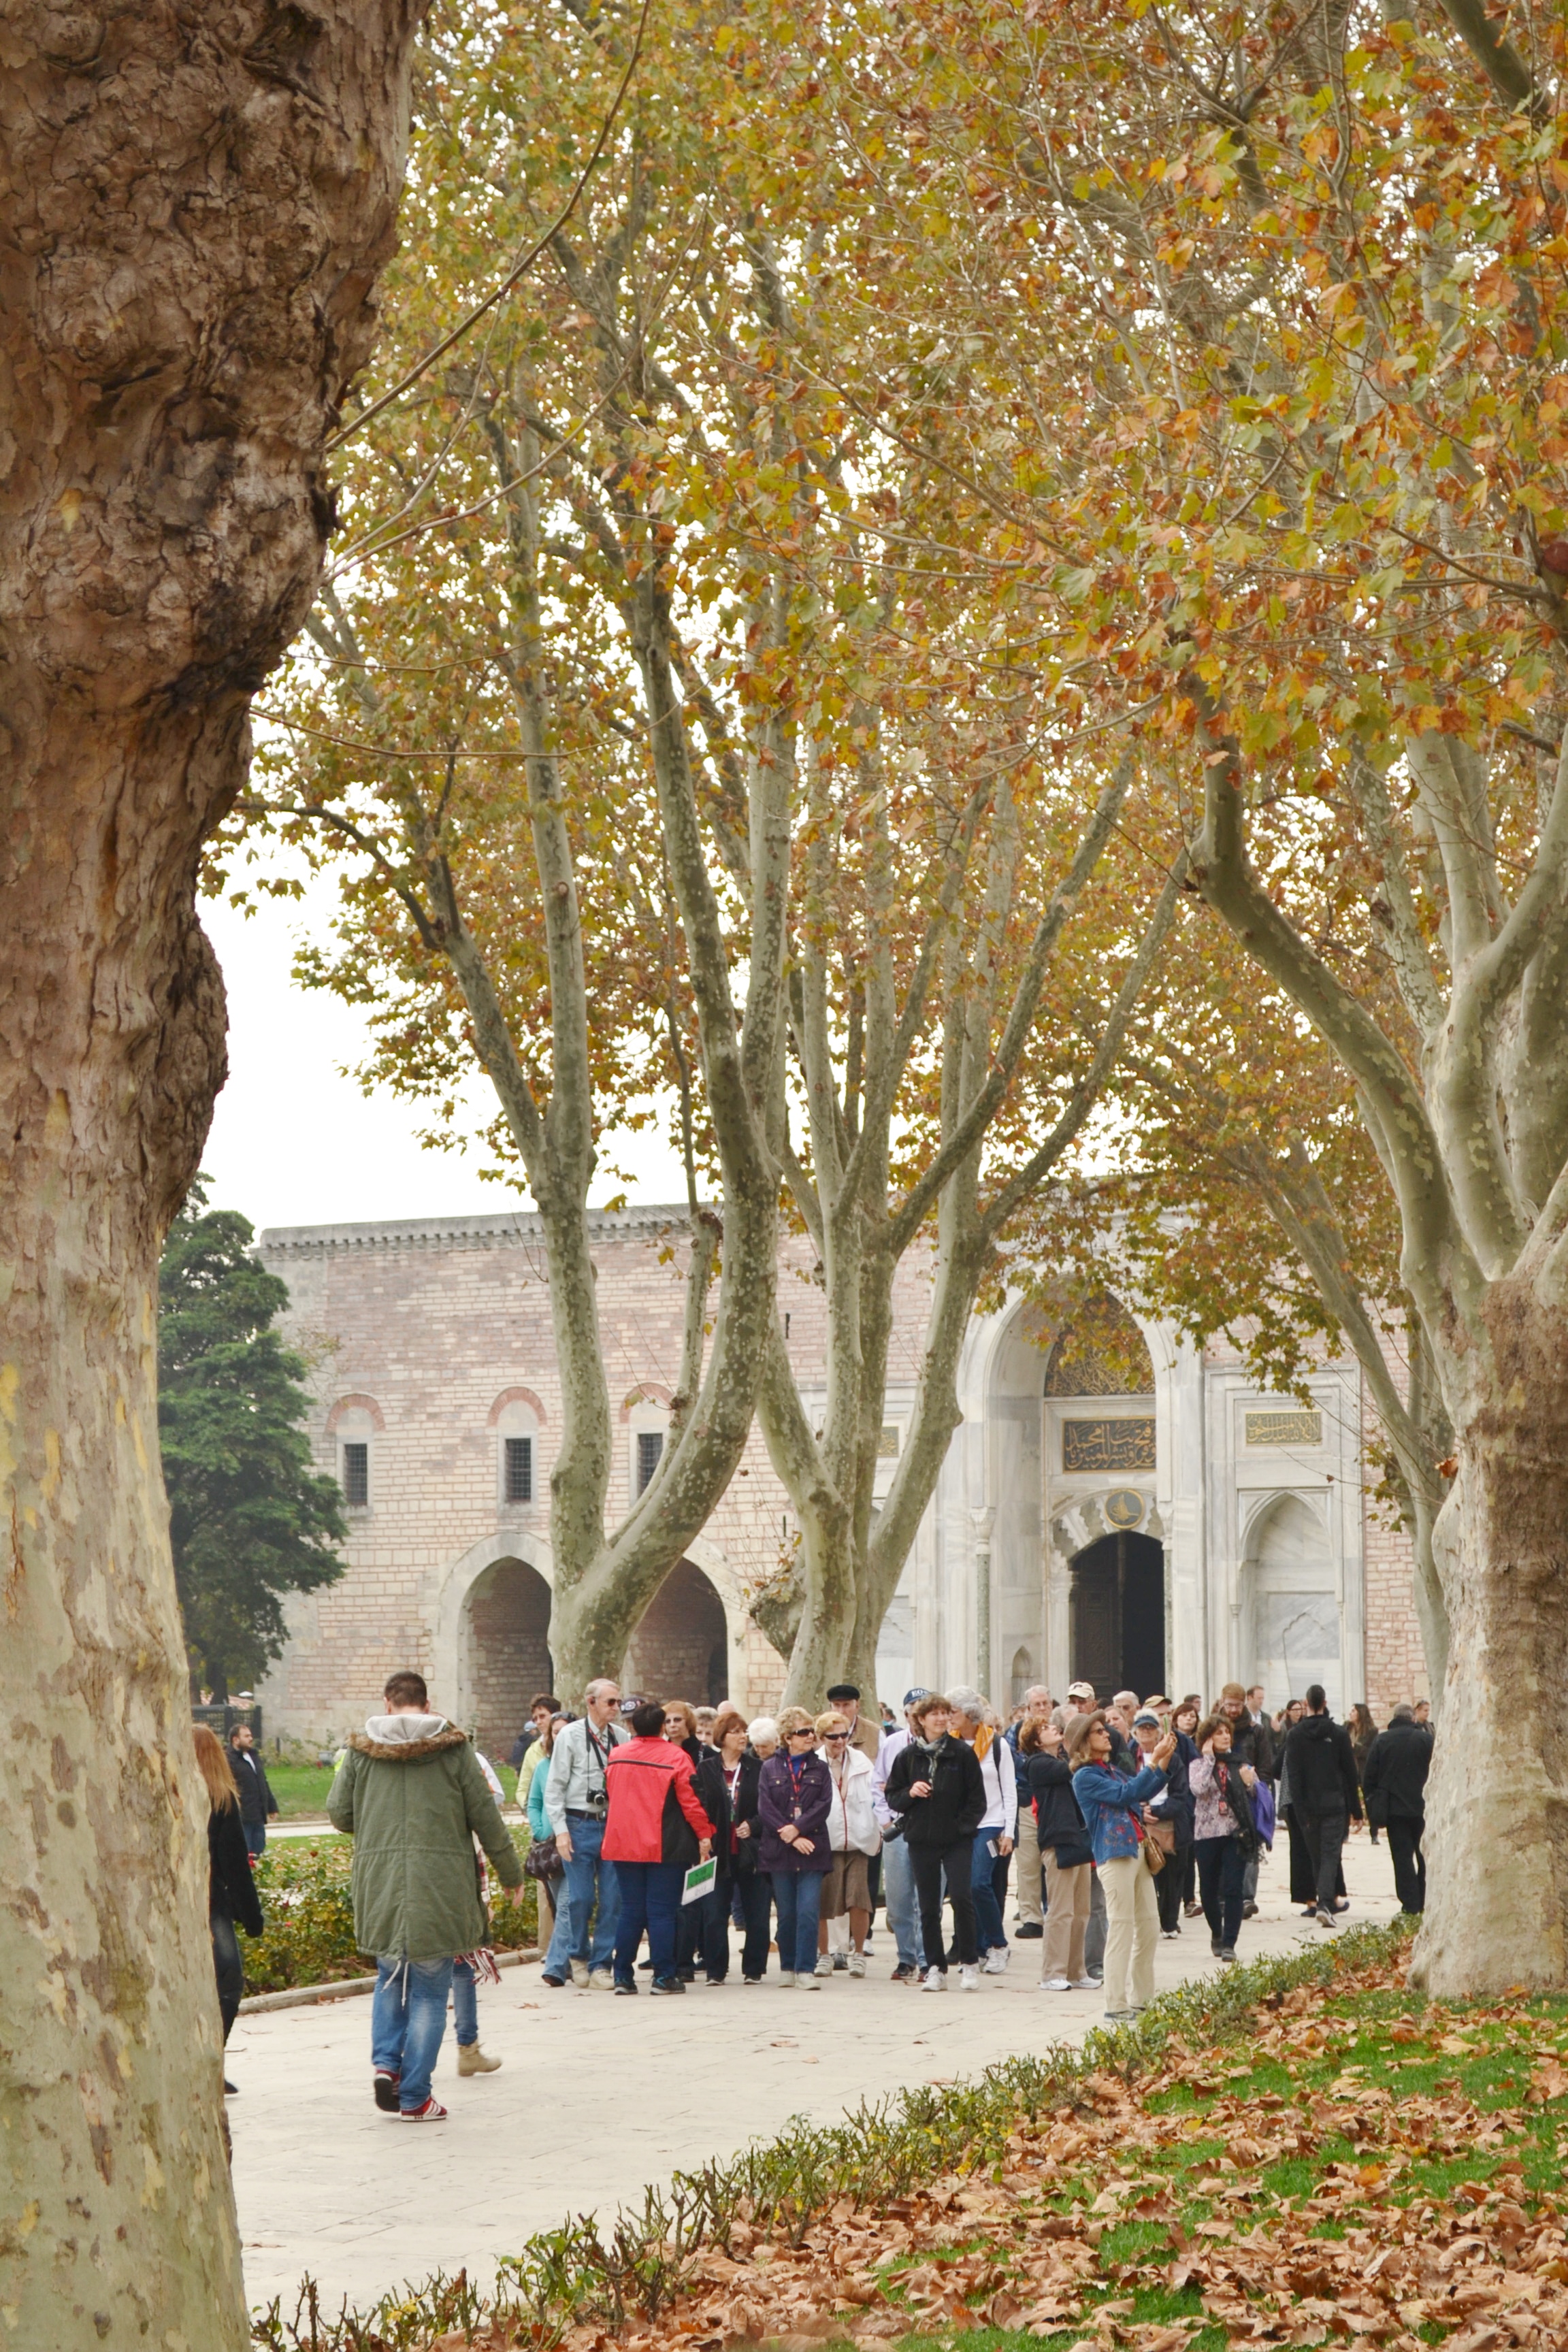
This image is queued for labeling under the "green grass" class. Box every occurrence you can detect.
[265,1760,520,1816]
[266,1763,337,1816]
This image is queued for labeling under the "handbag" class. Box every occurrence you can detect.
[523,1832,565,1882]
[1144,1814,1178,1855]
[1141,1828,1165,1875]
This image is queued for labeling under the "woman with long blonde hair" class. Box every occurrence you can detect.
[193,1725,265,2087]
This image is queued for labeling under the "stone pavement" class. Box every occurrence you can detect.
[231,1833,1403,2322]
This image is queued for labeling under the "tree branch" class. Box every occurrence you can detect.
[885,757,1132,1254]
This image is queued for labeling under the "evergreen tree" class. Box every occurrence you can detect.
[159,1187,345,1700]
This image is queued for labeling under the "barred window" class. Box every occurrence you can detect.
[504,1435,534,1504]
[636,1430,664,1494]
[342,1442,369,1507]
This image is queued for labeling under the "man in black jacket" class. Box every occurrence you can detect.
[229,1722,279,1858]
[1360,1704,1431,1913]
[1284,1686,1363,1926]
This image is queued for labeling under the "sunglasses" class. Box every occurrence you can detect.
[824,1731,849,1741]
[786,1727,816,1739]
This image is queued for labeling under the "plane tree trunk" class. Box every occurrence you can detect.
[1192,702,1568,1997]
[0,8,423,2342]
[1411,1281,1568,1992]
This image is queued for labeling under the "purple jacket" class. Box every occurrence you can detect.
[757,1750,834,1873]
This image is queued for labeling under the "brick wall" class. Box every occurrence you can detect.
[256,1209,848,1744]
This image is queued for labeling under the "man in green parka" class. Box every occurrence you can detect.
[328,1669,525,2119]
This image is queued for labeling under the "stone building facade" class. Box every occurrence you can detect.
[255,1207,1431,1752]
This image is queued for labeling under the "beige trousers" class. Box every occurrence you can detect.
[1098,1853,1158,2013]
[1013,1801,1043,1925]
[1039,1852,1090,1982]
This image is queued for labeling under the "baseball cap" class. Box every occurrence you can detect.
[902,1686,930,1708]
[1066,1680,1096,1702]
[1131,1709,1161,1729]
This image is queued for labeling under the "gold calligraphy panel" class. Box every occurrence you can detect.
[1243,1408,1322,1449]
[1062,1418,1156,1473]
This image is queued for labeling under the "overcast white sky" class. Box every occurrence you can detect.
[198,868,689,1237]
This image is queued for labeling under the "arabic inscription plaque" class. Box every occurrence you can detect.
[1062,1418,1156,1474]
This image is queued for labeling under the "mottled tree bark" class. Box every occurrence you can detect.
[0,7,423,2341]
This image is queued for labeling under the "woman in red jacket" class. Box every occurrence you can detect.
[604,1697,714,1994]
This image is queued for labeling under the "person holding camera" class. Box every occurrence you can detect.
[1066,1710,1177,2022]
[542,1678,627,1988]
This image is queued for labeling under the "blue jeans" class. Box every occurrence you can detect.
[881,1835,924,1969]
[772,1867,823,1974]
[372,1957,453,2110]
[971,1831,1009,1954]
[612,1861,684,1984]
[452,1957,477,2046]
[243,1821,267,1859]
[546,1813,620,1975]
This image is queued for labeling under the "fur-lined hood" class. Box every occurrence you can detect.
[349,1715,469,1763]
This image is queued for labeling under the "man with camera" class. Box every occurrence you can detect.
[542,1678,627,1987]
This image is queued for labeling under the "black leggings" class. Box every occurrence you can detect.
[1156,1842,1192,1931]
[211,1909,244,2042]
[911,1838,977,1968]
[736,1869,774,1979]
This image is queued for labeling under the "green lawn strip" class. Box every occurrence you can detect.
[266,1761,520,1817]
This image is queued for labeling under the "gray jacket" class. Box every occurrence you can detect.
[543,1714,627,1833]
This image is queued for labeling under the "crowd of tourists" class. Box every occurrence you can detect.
[194,1666,1431,2117]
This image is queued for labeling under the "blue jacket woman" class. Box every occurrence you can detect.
[1070,1751,1171,1863]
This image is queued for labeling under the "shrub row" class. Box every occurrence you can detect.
[245,1834,540,1997]
[250,1919,1410,2351]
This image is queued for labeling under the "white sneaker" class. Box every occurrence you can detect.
[796,1974,821,1990]
[958,1964,979,1991]
[847,1951,866,1977]
[814,1954,834,1977]
[1070,1976,1100,1991]
[778,1970,797,1987]
[983,1947,1009,1974]
[921,1966,947,1992]
[589,1967,615,1989]
[569,1958,589,1987]
[1040,1976,1072,1992]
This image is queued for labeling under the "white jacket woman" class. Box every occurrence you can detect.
[820,1737,882,1854]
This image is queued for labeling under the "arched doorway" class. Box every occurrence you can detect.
[1243,1495,1341,1715]
[622,1558,730,1705]
[1069,1531,1165,1701]
[463,1556,553,1756]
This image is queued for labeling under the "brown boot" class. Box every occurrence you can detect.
[457,2043,501,2076]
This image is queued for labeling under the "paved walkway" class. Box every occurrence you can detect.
[231,1833,1403,2321]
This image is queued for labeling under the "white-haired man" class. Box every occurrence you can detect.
[543,1678,626,1987]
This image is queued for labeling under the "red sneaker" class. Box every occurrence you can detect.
[373,2072,401,2113]
[400,2097,448,2121]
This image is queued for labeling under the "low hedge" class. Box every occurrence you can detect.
[250,1921,1412,2350]
[244,1833,540,1997]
